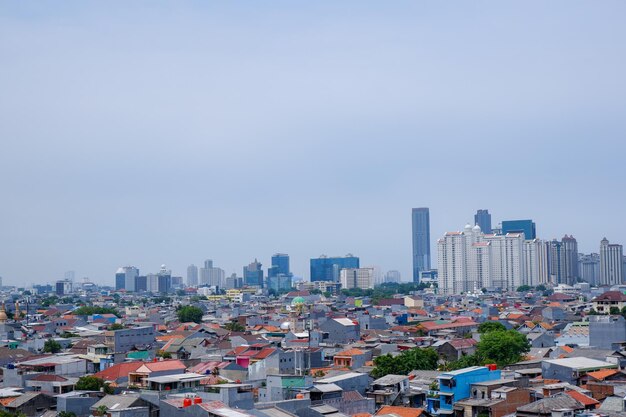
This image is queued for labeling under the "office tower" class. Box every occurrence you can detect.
[474,210,492,234]
[579,253,600,285]
[501,220,536,240]
[268,253,293,292]
[310,254,360,282]
[146,274,158,292]
[157,265,172,293]
[135,275,147,292]
[340,267,375,289]
[199,260,225,287]
[600,238,624,286]
[187,264,198,287]
[204,259,213,269]
[523,239,550,286]
[115,266,139,292]
[412,208,431,282]
[385,270,401,283]
[244,259,264,287]
[271,254,290,275]
[561,235,579,285]
[55,279,72,295]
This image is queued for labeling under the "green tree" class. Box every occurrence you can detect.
[516,285,532,292]
[43,339,62,353]
[371,347,438,378]
[59,412,76,417]
[156,350,172,359]
[478,321,506,334]
[176,306,204,323]
[476,330,530,367]
[224,321,246,332]
[72,306,120,317]
[75,376,114,394]
[109,323,125,330]
[610,306,621,315]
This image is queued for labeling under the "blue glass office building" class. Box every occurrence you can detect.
[474,209,492,234]
[244,259,264,287]
[310,255,359,282]
[412,208,431,283]
[270,253,290,276]
[502,219,536,239]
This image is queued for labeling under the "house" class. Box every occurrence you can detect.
[366,374,411,407]
[426,366,501,415]
[541,357,617,385]
[592,291,626,314]
[1,391,56,416]
[320,318,360,345]
[127,360,187,388]
[527,332,555,348]
[93,361,143,387]
[333,349,371,369]
[404,297,424,309]
[56,391,105,417]
[516,392,584,417]
[375,405,426,417]
[25,374,76,394]
[436,339,477,362]
[454,386,531,417]
[316,372,371,395]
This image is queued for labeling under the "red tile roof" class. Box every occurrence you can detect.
[375,406,424,417]
[94,361,143,382]
[565,390,599,407]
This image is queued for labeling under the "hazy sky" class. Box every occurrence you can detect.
[1,2,626,286]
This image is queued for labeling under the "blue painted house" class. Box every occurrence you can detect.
[427,366,501,415]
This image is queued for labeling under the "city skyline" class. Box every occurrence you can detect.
[2,2,626,285]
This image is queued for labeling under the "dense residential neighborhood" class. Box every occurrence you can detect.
[0,282,625,417]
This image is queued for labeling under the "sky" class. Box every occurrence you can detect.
[1,1,626,286]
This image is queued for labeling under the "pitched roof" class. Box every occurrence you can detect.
[593,291,626,302]
[93,361,143,382]
[375,406,424,417]
[335,348,365,357]
[586,369,620,381]
[565,390,599,407]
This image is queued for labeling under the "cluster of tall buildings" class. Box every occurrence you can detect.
[115,265,175,293]
[412,207,626,295]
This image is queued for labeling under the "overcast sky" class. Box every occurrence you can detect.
[1,1,625,286]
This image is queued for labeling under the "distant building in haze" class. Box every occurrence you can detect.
[268,253,293,292]
[474,210,492,234]
[561,235,580,285]
[55,279,72,296]
[600,238,623,286]
[501,219,536,240]
[412,207,431,282]
[187,264,198,287]
[199,260,225,287]
[340,267,375,290]
[115,266,139,292]
[156,265,172,293]
[244,259,264,287]
[310,255,360,282]
[385,270,401,283]
[579,253,600,286]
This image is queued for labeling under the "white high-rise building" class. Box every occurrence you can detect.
[438,224,528,294]
[340,267,375,289]
[523,239,550,286]
[600,238,623,286]
[187,264,198,287]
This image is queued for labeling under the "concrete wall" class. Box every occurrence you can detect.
[589,315,626,349]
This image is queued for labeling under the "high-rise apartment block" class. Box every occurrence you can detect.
[385,270,402,283]
[310,255,359,282]
[474,209,492,234]
[600,238,623,286]
[438,224,526,294]
[187,264,198,287]
[412,207,431,283]
[579,253,600,286]
[523,239,550,287]
[199,260,225,287]
[340,267,375,290]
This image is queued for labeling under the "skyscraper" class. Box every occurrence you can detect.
[268,253,293,292]
[600,238,623,286]
[340,267,375,289]
[244,259,264,287]
[548,239,566,285]
[270,254,290,276]
[412,207,431,282]
[157,264,172,293]
[187,264,198,287]
[562,235,579,285]
[523,239,550,287]
[501,219,536,240]
[115,266,139,292]
[579,253,600,285]
[474,209,492,234]
[310,255,360,282]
